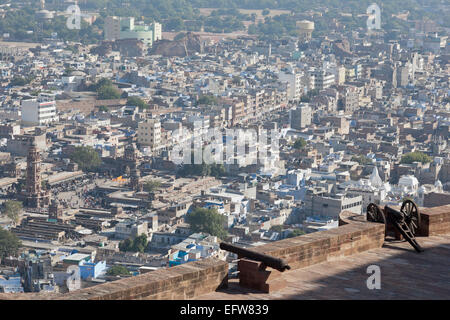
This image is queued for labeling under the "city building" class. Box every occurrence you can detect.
[137,118,162,153]
[21,93,59,126]
[290,104,312,130]
[104,16,162,46]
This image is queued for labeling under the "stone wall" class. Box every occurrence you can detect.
[0,258,228,300]
[418,204,450,236]
[245,211,385,271]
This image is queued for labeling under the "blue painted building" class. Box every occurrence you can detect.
[79,261,107,280]
[0,275,24,293]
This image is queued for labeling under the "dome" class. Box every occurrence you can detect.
[369,166,383,188]
[398,175,419,188]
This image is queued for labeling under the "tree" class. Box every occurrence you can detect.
[177,162,226,178]
[351,155,372,165]
[69,146,102,172]
[286,229,305,238]
[166,17,184,31]
[197,95,218,106]
[143,180,161,193]
[127,96,148,110]
[1,200,23,225]
[10,76,33,86]
[262,9,270,16]
[400,152,432,164]
[0,228,21,260]
[131,234,148,253]
[293,138,307,150]
[97,85,121,100]
[119,238,133,252]
[119,235,147,253]
[106,265,130,276]
[248,24,258,34]
[98,105,109,112]
[186,207,227,239]
[90,78,113,91]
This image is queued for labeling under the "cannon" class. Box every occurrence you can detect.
[366,200,424,253]
[219,242,291,272]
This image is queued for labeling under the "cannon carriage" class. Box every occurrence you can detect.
[366,199,424,253]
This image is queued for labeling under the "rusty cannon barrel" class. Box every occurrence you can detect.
[220,242,291,272]
[383,205,405,222]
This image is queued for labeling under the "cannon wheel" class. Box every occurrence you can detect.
[401,200,420,234]
[367,203,386,225]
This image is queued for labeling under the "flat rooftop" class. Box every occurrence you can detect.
[196,234,450,300]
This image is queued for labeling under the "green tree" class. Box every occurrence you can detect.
[132,234,148,253]
[1,200,23,225]
[10,76,33,86]
[143,180,161,193]
[127,96,148,110]
[186,207,227,239]
[351,155,373,165]
[400,152,432,164]
[0,228,22,260]
[97,85,121,100]
[293,138,307,150]
[106,265,130,276]
[119,234,148,253]
[119,238,133,252]
[98,105,109,112]
[262,9,270,16]
[90,78,113,91]
[286,229,305,238]
[166,17,184,31]
[197,95,218,106]
[69,146,102,172]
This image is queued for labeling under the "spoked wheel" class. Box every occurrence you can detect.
[401,200,420,235]
[367,203,386,225]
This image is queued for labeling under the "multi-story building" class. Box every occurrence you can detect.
[21,93,59,126]
[338,85,359,114]
[278,71,303,101]
[304,191,363,219]
[290,104,312,130]
[104,16,162,46]
[312,70,335,90]
[138,118,162,152]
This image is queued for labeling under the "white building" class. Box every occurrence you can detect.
[398,175,420,193]
[311,70,335,90]
[21,93,59,126]
[343,167,389,212]
[138,118,162,152]
[278,71,303,101]
[104,16,162,46]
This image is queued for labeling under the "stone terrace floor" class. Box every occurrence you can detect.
[196,234,450,300]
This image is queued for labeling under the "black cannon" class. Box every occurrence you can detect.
[366,199,424,253]
[219,242,291,272]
